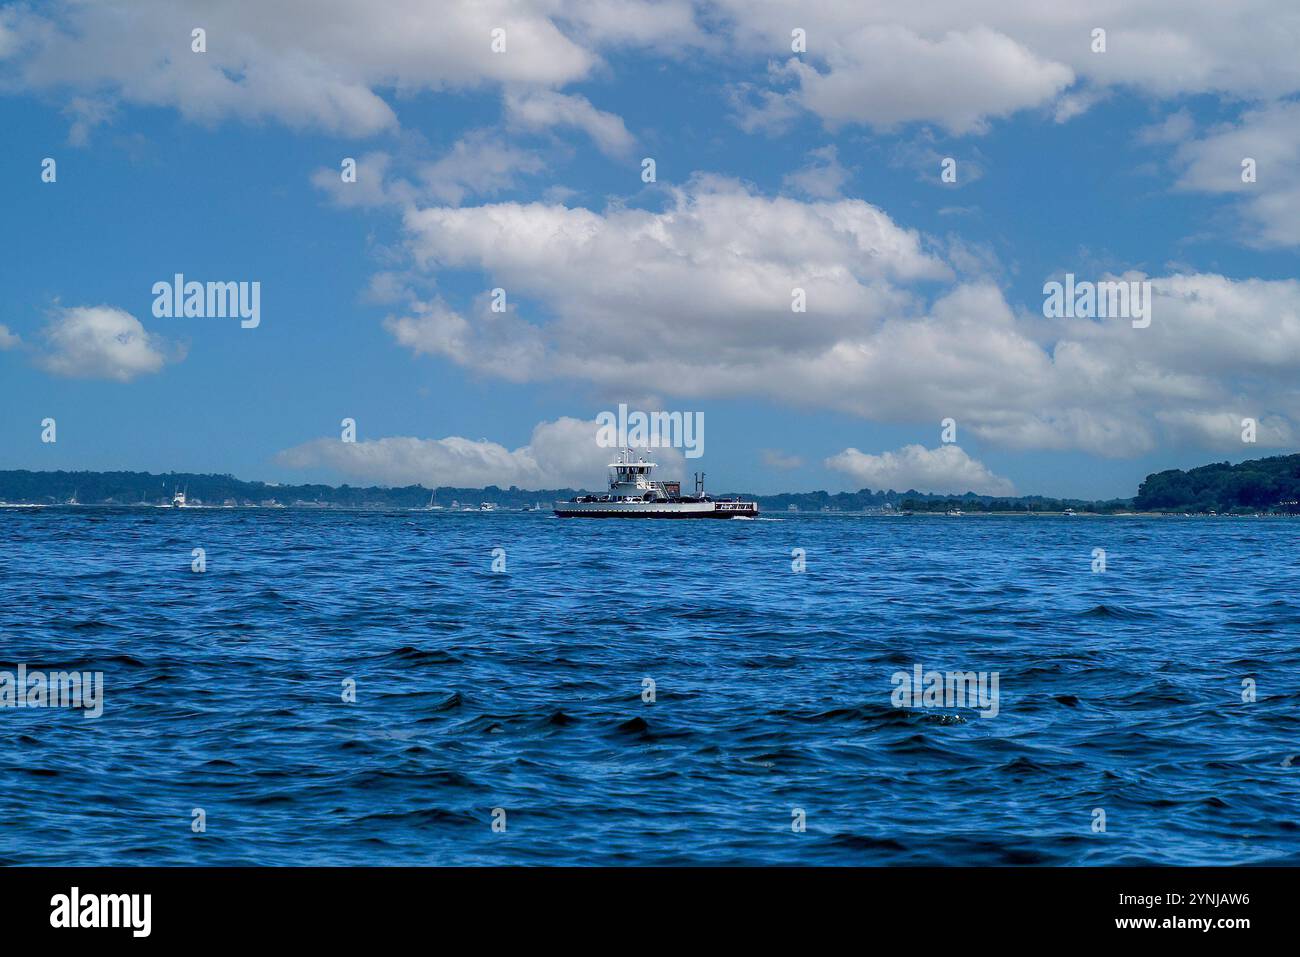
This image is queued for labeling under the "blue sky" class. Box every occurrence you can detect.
[2,2,1298,497]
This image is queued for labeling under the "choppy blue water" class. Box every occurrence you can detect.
[2,508,1298,866]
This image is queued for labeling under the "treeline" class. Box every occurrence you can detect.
[3,454,1298,513]
[1134,454,1300,513]
[0,470,584,508]
[747,488,1130,513]
[895,496,1131,513]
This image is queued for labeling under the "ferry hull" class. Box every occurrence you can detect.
[554,502,757,519]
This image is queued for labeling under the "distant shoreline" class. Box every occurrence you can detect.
[2,453,1299,516]
[3,502,1296,520]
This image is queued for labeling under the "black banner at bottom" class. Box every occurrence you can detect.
[0,866,1282,942]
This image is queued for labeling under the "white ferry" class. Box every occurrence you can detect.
[555,449,758,519]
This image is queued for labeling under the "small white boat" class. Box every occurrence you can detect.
[479,502,496,511]
[171,488,187,508]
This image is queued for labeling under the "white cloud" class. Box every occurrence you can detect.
[62,96,116,146]
[719,2,1300,132]
[313,134,546,210]
[1139,108,1195,146]
[889,137,985,188]
[0,1,704,140]
[504,90,635,158]
[1052,89,1108,125]
[8,1,1300,143]
[826,444,1015,495]
[420,130,549,203]
[782,145,850,198]
[276,416,685,489]
[382,296,548,383]
[768,26,1074,135]
[36,305,178,381]
[761,449,803,470]
[311,151,406,209]
[561,0,704,51]
[385,175,1300,456]
[0,324,20,350]
[1171,100,1300,247]
[399,176,949,371]
[1155,410,1295,449]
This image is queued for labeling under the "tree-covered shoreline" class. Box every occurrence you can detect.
[1,453,1298,513]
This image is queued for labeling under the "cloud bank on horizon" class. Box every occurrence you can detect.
[2,0,1298,496]
[277,417,686,491]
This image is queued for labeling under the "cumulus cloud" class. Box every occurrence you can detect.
[385,175,1300,456]
[35,305,179,382]
[720,2,1300,131]
[782,145,850,198]
[0,0,682,137]
[276,416,684,489]
[312,134,546,210]
[398,176,948,375]
[504,90,635,158]
[826,444,1015,495]
[7,1,1300,143]
[759,26,1073,135]
[1155,410,1295,449]
[382,296,547,383]
[1170,100,1300,247]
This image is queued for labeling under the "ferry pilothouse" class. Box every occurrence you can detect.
[555,449,758,519]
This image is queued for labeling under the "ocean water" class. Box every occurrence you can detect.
[1,507,1298,866]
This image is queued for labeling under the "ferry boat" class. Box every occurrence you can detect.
[555,449,758,519]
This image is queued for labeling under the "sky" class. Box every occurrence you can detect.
[1,0,1298,498]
